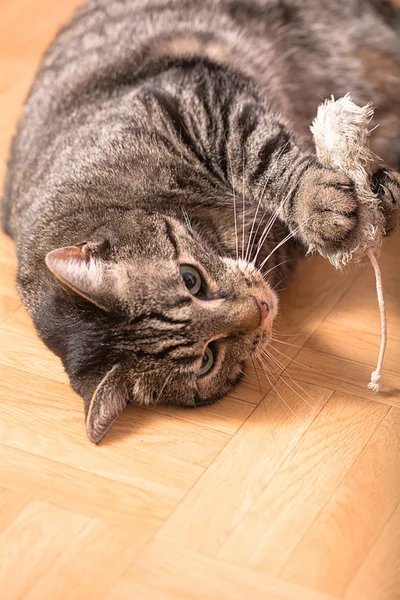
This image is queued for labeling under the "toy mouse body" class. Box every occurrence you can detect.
[311,95,400,390]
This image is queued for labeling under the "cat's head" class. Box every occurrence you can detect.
[43,210,278,443]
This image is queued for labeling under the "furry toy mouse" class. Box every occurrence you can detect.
[311,95,400,391]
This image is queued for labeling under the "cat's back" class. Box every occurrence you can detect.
[3,0,399,237]
[2,0,238,237]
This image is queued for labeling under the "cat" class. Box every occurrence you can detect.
[2,0,400,443]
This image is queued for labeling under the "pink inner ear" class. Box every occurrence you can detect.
[45,244,109,310]
[45,244,95,287]
[46,244,90,269]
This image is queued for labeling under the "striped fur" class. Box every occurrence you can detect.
[2,0,399,441]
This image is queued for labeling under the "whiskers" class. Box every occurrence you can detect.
[262,347,333,421]
[182,208,193,231]
[153,371,174,405]
[242,148,246,262]
[231,141,298,272]
[261,258,291,279]
[256,354,309,427]
[226,135,239,261]
[228,147,330,427]
[250,339,334,426]
[271,336,304,348]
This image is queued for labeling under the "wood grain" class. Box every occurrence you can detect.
[25,521,153,600]
[1,1,400,599]
[281,407,400,596]
[218,393,388,572]
[0,500,88,600]
[0,486,31,534]
[159,382,333,557]
[108,539,339,600]
[344,502,400,600]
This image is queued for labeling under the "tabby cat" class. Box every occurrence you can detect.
[2,0,400,442]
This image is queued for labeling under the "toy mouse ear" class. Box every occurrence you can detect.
[45,242,112,311]
[86,364,130,444]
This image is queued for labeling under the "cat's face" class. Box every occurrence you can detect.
[45,211,278,443]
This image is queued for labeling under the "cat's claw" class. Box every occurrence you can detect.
[372,169,400,235]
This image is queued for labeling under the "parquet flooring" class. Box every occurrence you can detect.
[0,2,399,599]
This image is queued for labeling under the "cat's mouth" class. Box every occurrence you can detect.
[250,325,271,355]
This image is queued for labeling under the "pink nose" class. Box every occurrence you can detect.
[254,298,270,324]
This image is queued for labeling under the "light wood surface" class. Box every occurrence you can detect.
[1,2,399,599]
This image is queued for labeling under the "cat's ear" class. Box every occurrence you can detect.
[45,242,114,310]
[86,364,129,443]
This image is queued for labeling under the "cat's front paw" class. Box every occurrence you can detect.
[294,168,359,253]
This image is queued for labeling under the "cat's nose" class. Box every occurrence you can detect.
[200,296,268,337]
[253,297,269,324]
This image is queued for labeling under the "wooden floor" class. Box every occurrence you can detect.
[1,2,400,599]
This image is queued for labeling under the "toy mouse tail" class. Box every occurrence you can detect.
[367,250,387,393]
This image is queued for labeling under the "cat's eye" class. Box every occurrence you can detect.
[199,345,214,376]
[180,265,202,295]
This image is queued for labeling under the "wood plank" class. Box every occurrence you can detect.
[0,295,20,325]
[26,520,153,600]
[0,361,230,468]
[159,382,333,556]
[0,0,82,57]
[0,443,175,529]
[218,393,388,573]
[0,327,68,383]
[0,260,18,297]
[286,348,400,408]
[227,376,271,404]
[92,401,232,468]
[0,486,31,534]
[281,407,400,596]
[1,304,37,337]
[0,366,204,501]
[344,502,400,600]
[0,229,18,267]
[325,289,400,344]
[305,320,400,373]
[324,261,400,343]
[0,500,88,600]
[0,79,32,161]
[0,57,37,94]
[151,395,255,436]
[274,253,359,339]
[108,539,338,600]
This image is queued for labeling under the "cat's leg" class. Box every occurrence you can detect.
[284,163,400,255]
[244,152,398,255]
[226,104,399,256]
[245,152,400,256]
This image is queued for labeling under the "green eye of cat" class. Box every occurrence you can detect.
[180,265,202,295]
[199,345,214,376]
